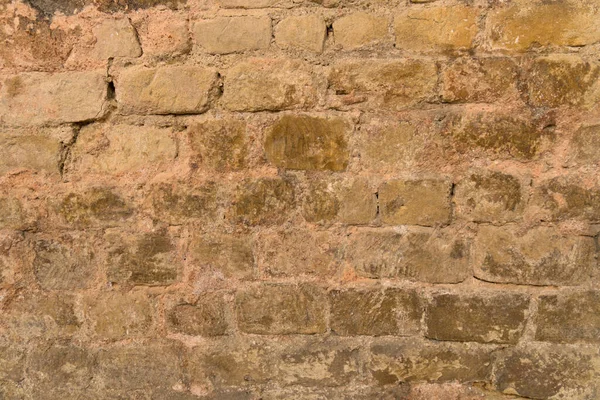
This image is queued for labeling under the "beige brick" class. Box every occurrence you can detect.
[0,71,107,126]
[337,177,378,225]
[92,19,141,59]
[190,232,255,281]
[167,292,228,336]
[570,124,600,164]
[232,177,296,226]
[275,15,326,53]
[216,0,278,7]
[116,66,218,115]
[531,176,600,222]
[333,12,389,49]
[222,59,319,112]
[301,178,340,224]
[379,179,452,226]
[0,134,61,175]
[194,16,271,54]
[58,187,133,228]
[0,197,30,231]
[187,119,248,171]
[394,6,479,52]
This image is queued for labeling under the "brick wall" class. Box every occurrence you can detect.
[1,0,600,398]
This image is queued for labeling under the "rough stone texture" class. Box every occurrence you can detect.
[531,176,600,222]
[232,177,296,226]
[167,292,228,336]
[190,232,255,281]
[194,17,272,54]
[275,15,326,53]
[0,134,62,175]
[149,181,218,225]
[187,119,248,171]
[92,19,142,59]
[333,12,388,49]
[570,124,600,164]
[57,187,133,228]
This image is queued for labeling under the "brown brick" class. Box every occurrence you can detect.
[570,124,600,164]
[487,0,600,51]
[0,71,107,126]
[265,115,349,171]
[255,228,338,278]
[329,60,437,109]
[394,6,478,52]
[232,177,296,226]
[379,179,452,226]
[474,225,597,286]
[167,292,228,336]
[493,345,600,399]
[0,196,31,231]
[369,339,493,385]
[70,124,177,175]
[426,292,529,344]
[0,345,25,383]
[149,182,218,225]
[454,171,525,223]
[116,66,218,115]
[190,232,255,281]
[0,134,61,175]
[216,0,278,9]
[58,187,133,228]
[441,57,519,103]
[106,230,179,286]
[235,284,326,334]
[32,233,97,290]
[330,288,422,336]
[337,178,378,225]
[531,176,600,222]
[222,59,319,112]
[92,19,142,59]
[536,291,600,343]
[194,16,271,54]
[524,55,600,108]
[83,291,153,340]
[275,15,326,53]
[333,12,389,49]
[187,119,248,171]
[345,228,471,284]
[301,178,340,224]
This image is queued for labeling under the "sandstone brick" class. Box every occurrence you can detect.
[167,292,228,336]
[487,0,600,51]
[531,176,600,221]
[441,57,519,103]
[106,230,179,286]
[235,284,326,334]
[570,124,600,164]
[330,288,422,336]
[194,16,271,54]
[190,233,255,280]
[454,171,524,223]
[0,71,107,126]
[70,124,177,175]
[369,339,493,385]
[379,179,452,226]
[493,345,600,399]
[333,12,388,49]
[116,66,218,115]
[394,6,478,52]
[142,11,190,56]
[265,115,349,171]
[92,19,142,59]
[0,197,28,230]
[59,187,133,228]
[301,178,340,224]
[32,233,97,290]
[216,0,278,8]
[536,291,600,343]
[188,119,248,171]
[474,225,597,286]
[329,60,437,109]
[232,177,296,226]
[97,342,183,392]
[0,134,61,175]
[524,55,600,108]
[337,178,378,225]
[275,15,326,53]
[149,182,218,225]
[222,59,318,112]
[83,291,153,340]
[0,346,25,390]
[426,292,529,344]
[345,228,471,283]
[255,228,338,277]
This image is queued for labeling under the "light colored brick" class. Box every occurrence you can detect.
[194,16,271,54]
[333,12,389,49]
[92,19,142,59]
[141,11,190,57]
[275,15,326,53]
[0,134,61,175]
[216,0,278,7]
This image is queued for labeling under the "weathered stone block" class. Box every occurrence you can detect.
[265,115,349,171]
[301,178,340,224]
[92,19,142,59]
[0,197,29,230]
[474,225,597,286]
[187,119,248,171]
[216,0,278,9]
[275,15,326,53]
[346,228,471,283]
[222,59,318,112]
[0,71,107,126]
[570,124,600,164]
[235,284,326,334]
[330,288,422,336]
[333,12,388,49]
[59,187,133,228]
[379,179,452,226]
[454,171,524,223]
[426,292,530,344]
[536,291,600,343]
[142,11,190,56]
[149,182,218,225]
[0,135,61,175]
[232,177,296,226]
[531,176,600,221]
[190,232,255,281]
[194,16,271,54]
[394,6,478,52]
[167,292,228,336]
[0,345,24,383]
[116,66,218,115]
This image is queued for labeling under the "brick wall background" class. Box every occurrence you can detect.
[1,0,600,398]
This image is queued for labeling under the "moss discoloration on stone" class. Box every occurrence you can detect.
[59,187,133,227]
